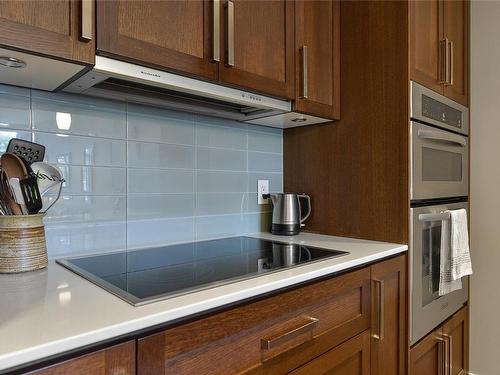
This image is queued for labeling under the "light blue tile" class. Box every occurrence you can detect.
[248,151,282,172]
[196,147,246,171]
[0,84,30,96]
[196,171,247,193]
[195,214,245,241]
[127,104,194,145]
[50,165,126,195]
[128,141,194,169]
[32,96,126,139]
[248,131,282,153]
[128,168,193,194]
[0,130,31,154]
[196,123,247,150]
[127,217,195,249]
[33,132,126,167]
[45,222,127,258]
[128,194,194,219]
[247,172,283,193]
[0,92,30,130]
[245,212,272,234]
[196,193,246,216]
[44,195,126,224]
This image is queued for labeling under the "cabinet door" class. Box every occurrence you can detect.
[443,0,469,106]
[97,0,218,80]
[371,255,407,375]
[442,306,469,375]
[409,328,445,375]
[0,0,94,64]
[294,0,340,120]
[409,0,443,94]
[289,330,371,375]
[27,341,135,374]
[220,0,294,99]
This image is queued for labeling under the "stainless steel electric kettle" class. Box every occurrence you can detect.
[264,193,311,235]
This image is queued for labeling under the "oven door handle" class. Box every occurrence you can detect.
[418,212,451,222]
[417,129,467,147]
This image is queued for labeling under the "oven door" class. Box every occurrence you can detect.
[410,202,469,345]
[411,121,468,201]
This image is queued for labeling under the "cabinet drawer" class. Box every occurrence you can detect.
[138,267,371,375]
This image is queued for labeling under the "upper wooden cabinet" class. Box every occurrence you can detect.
[219,0,294,99]
[97,0,218,80]
[294,0,340,119]
[0,0,94,64]
[409,0,469,106]
[370,255,407,375]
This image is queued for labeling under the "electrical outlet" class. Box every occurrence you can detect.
[257,180,269,205]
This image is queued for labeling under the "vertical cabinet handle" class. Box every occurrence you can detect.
[225,0,235,66]
[439,38,449,84]
[80,0,93,42]
[213,0,221,62]
[299,46,308,99]
[371,279,385,340]
[443,333,453,375]
[436,334,450,375]
[448,40,454,86]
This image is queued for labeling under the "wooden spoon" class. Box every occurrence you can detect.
[1,153,28,215]
[0,169,21,215]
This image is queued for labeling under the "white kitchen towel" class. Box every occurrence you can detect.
[450,209,473,280]
[439,214,462,296]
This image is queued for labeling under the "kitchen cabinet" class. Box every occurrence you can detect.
[409,305,469,375]
[218,0,294,99]
[27,341,135,375]
[370,255,407,375]
[97,0,218,80]
[0,0,94,64]
[409,0,469,106]
[293,0,340,119]
[288,330,371,375]
[137,267,371,374]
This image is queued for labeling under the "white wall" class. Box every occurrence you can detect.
[470,2,500,374]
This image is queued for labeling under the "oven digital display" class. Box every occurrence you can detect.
[422,94,463,129]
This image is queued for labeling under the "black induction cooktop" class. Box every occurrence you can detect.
[57,236,348,306]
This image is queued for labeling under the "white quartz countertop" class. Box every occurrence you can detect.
[0,232,407,372]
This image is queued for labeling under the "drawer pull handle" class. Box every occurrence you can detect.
[261,317,319,350]
[225,0,235,66]
[213,0,220,62]
[371,279,385,340]
[81,0,93,41]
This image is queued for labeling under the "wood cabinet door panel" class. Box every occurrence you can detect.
[220,0,294,98]
[409,328,444,375]
[443,0,469,106]
[294,0,340,119]
[97,0,218,80]
[0,0,94,64]
[443,306,469,375]
[370,255,407,375]
[409,0,443,94]
[28,341,136,375]
[289,330,371,375]
[137,268,371,375]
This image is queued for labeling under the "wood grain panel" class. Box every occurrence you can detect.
[220,0,294,99]
[443,305,469,375]
[284,1,409,244]
[294,0,340,119]
[409,328,444,375]
[137,268,371,375]
[0,0,94,64]
[289,330,371,375]
[409,0,444,94]
[28,341,136,375]
[98,0,217,80]
[443,0,469,106]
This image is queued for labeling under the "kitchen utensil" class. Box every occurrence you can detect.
[30,162,64,213]
[264,193,311,236]
[1,153,42,214]
[6,139,45,165]
[0,170,21,215]
[8,177,27,214]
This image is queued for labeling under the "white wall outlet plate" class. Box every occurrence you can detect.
[257,180,269,205]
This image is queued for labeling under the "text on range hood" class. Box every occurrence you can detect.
[63,56,290,124]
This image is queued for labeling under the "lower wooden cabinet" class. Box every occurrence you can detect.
[27,341,135,375]
[289,330,371,375]
[409,305,469,375]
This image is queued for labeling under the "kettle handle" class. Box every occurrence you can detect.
[298,194,311,224]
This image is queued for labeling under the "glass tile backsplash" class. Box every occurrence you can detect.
[0,84,282,257]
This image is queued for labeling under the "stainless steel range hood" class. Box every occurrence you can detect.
[63,56,331,128]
